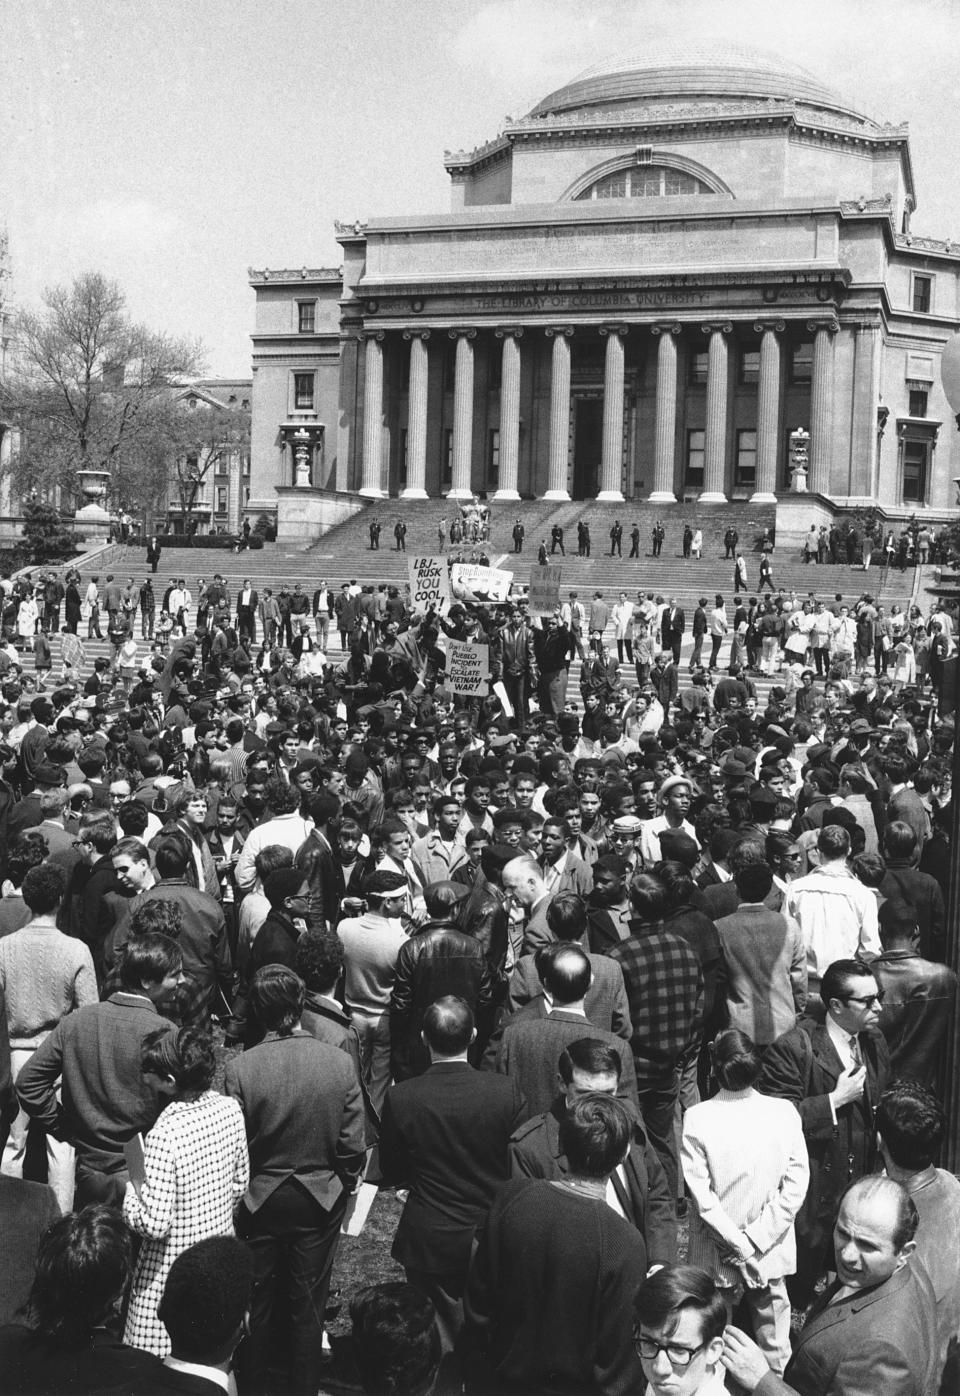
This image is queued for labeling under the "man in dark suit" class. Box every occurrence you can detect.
[225,964,365,1396]
[483,943,638,1117]
[872,900,957,1085]
[760,959,890,1306]
[506,891,631,1040]
[379,996,525,1356]
[149,1237,254,1395]
[509,1037,676,1269]
[235,579,258,646]
[660,597,686,665]
[493,606,538,733]
[723,1176,938,1396]
[880,820,946,961]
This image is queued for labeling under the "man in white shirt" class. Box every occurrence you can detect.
[639,775,699,870]
[785,823,880,993]
[234,779,312,892]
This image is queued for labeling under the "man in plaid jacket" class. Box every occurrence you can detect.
[605,872,703,1209]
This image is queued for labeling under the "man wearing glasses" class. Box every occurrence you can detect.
[760,959,889,1307]
[633,1265,729,1394]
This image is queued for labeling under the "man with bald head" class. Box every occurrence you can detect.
[482,942,637,1119]
[723,1175,939,1395]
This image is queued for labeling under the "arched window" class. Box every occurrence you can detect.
[576,165,713,200]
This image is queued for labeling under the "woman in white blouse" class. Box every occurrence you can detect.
[681,1029,809,1376]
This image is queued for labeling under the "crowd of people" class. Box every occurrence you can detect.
[0,535,956,1396]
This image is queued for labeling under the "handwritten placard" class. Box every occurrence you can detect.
[529,565,562,616]
[448,640,490,696]
[449,564,512,604]
[408,556,451,614]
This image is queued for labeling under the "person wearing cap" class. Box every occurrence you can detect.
[390,883,494,1082]
[337,868,409,1116]
[639,776,698,870]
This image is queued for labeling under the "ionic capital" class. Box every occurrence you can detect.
[494,326,525,340]
[753,319,786,335]
[447,327,477,341]
[545,325,575,339]
[359,328,386,343]
[651,322,681,337]
[402,328,431,342]
[701,321,734,336]
[806,317,840,335]
[599,323,629,339]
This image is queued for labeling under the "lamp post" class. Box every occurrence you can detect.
[933,334,960,1167]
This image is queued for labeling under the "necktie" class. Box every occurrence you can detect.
[849,1035,863,1069]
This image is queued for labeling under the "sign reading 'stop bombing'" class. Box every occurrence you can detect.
[449,564,512,604]
[409,556,451,613]
[447,640,490,696]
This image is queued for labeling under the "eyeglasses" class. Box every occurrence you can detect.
[844,991,884,1008]
[633,1334,706,1368]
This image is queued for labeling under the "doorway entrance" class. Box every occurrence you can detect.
[573,395,603,499]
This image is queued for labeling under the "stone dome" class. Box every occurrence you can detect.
[529,42,868,122]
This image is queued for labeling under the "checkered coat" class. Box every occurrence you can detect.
[605,925,704,1081]
[122,1090,249,1355]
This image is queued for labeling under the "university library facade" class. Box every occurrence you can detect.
[248,45,960,537]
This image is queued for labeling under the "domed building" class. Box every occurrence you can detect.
[249,44,960,539]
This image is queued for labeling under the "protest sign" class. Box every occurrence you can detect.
[528,564,562,616]
[447,639,490,696]
[449,564,512,604]
[409,555,451,613]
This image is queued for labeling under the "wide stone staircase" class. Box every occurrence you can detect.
[54,501,917,705]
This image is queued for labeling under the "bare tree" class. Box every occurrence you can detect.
[0,271,204,507]
[167,392,251,527]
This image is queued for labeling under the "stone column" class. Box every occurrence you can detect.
[598,324,627,500]
[808,318,839,495]
[401,329,430,499]
[543,327,573,500]
[650,323,680,502]
[701,322,732,502]
[494,327,522,500]
[752,319,784,503]
[448,328,476,500]
[228,449,243,532]
[359,330,386,497]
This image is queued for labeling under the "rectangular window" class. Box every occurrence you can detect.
[735,429,757,487]
[685,429,705,487]
[902,440,928,502]
[912,275,933,314]
[909,389,928,418]
[216,487,227,513]
[443,429,453,487]
[215,454,228,476]
[297,301,316,333]
[241,452,250,476]
[689,351,708,386]
[791,342,813,383]
[739,348,760,385]
[294,372,314,410]
[488,428,500,487]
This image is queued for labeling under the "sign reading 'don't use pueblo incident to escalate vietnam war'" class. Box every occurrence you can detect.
[446,639,490,696]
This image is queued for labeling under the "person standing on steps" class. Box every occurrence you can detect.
[512,518,524,553]
[652,520,665,557]
[629,523,640,558]
[394,517,407,552]
[609,520,623,557]
[724,525,739,559]
[550,524,565,556]
[682,524,693,559]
